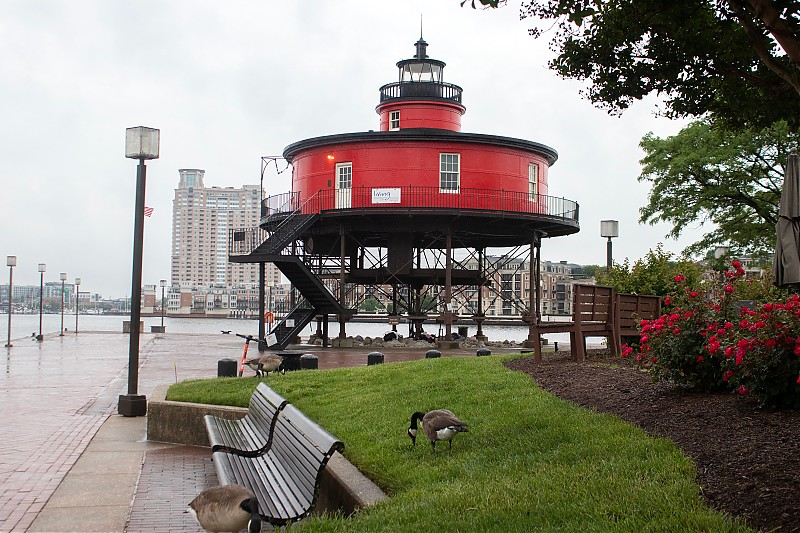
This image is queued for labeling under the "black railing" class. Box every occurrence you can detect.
[263,187,579,221]
[229,226,268,256]
[379,81,463,104]
[232,187,579,257]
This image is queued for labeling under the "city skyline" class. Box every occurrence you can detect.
[1,1,703,298]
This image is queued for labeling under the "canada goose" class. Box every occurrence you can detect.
[187,484,261,533]
[408,409,469,452]
[244,354,285,377]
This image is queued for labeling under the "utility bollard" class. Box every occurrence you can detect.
[279,352,302,372]
[367,352,384,365]
[218,358,237,377]
[300,353,318,370]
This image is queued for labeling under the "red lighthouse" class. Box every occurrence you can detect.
[231,38,579,349]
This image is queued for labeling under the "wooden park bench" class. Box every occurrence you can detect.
[204,382,289,456]
[211,403,344,526]
[614,292,662,349]
[531,284,617,363]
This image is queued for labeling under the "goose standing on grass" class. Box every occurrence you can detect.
[244,354,285,377]
[188,484,261,533]
[408,410,469,452]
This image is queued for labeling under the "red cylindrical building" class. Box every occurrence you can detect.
[232,38,579,349]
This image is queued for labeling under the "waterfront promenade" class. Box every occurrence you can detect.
[0,330,486,532]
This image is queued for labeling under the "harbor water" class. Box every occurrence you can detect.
[0,313,581,346]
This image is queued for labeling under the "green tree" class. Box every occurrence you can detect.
[359,297,385,313]
[518,0,800,129]
[638,119,799,257]
[575,264,602,278]
[595,244,704,296]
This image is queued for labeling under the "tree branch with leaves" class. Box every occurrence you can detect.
[638,120,798,257]
[519,0,800,129]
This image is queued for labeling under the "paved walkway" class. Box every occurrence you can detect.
[0,330,496,532]
[1,331,243,532]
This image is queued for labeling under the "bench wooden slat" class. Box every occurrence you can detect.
[211,402,344,526]
[614,293,662,348]
[204,382,288,456]
[259,453,309,516]
[532,284,616,363]
[267,412,320,493]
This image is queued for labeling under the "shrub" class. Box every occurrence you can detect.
[717,296,800,409]
[627,261,800,408]
[596,243,704,296]
[634,275,729,390]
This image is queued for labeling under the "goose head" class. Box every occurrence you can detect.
[408,411,426,446]
[241,496,261,533]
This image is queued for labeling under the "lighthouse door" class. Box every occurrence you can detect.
[335,163,352,209]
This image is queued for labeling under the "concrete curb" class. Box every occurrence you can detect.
[146,384,389,515]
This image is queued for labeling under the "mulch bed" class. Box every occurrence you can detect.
[505,351,800,533]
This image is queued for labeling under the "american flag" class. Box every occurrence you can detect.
[144,206,154,217]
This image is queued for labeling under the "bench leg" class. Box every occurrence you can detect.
[533,331,542,364]
[576,333,586,362]
[608,333,620,356]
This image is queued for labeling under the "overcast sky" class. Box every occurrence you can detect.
[0,1,704,298]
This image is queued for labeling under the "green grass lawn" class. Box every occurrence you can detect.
[168,355,753,532]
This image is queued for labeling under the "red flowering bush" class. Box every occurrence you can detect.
[633,272,733,390]
[717,295,800,409]
[629,261,800,408]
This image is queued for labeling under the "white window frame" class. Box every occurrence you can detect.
[528,162,538,199]
[389,110,400,131]
[335,162,352,208]
[440,153,460,193]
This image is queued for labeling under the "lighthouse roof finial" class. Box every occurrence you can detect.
[414,36,428,60]
[415,14,428,59]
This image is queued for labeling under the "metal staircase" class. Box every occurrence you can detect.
[262,255,349,348]
[266,255,346,313]
[251,213,319,257]
[266,304,317,350]
[229,208,349,349]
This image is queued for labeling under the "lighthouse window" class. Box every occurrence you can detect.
[390,111,400,131]
[440,153,460,192]
[529,163,539,199]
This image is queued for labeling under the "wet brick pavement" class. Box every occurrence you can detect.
[1,328,494,532]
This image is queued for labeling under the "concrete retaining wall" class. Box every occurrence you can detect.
[146,384,388,516]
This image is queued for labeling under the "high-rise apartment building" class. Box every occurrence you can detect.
[171,169,280,293]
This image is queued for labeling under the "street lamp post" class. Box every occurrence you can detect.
[119,126,159,417]
[600,220,619,270]
[37,263,46,341]
[714,246,731,282]
[6,256,15,348]
[60,272,67,336]
[74,277,81,333]
[160,279,167,330]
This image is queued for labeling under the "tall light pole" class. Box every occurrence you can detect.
[59,272,67,336]
[75,277,81,333]
[37,263,46,341]
[6,256,15,348]
[160,279,167,331]
[600,220,619,270]
[119,126,159,417]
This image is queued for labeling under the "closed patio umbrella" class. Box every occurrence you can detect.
[773,151,800,289]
